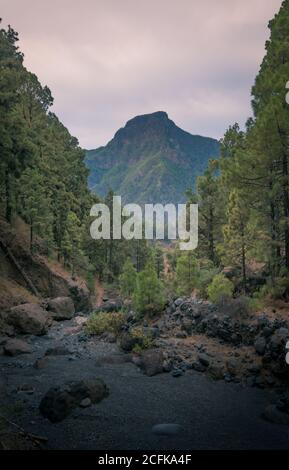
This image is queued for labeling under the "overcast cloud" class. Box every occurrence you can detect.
[0,0,283,148]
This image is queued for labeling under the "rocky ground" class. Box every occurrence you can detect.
[1,295,289,450]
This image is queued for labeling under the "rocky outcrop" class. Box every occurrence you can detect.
[39,378,109,422]
[47,297,75,320]
[8,303,49,335]
[153,297,289,387]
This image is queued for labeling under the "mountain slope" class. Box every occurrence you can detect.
[85,111,220,203]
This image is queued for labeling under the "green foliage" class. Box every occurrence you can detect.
[119,259,137,299]
[84,311,125,336]
[195,260,219,298]
[133,262,166,317]
[261,277,289,300]
[175,253,198,295]
[207,273,234,304]
[130,326,154,353]
[86,269,95,295]
[217,189,252,290]
[0,21,95,278]
[194,160,223,263]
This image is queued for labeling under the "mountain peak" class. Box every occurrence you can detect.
[85,113,220,204]
[126,111,169,124]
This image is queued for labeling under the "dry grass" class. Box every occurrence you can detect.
[0,276,38,312]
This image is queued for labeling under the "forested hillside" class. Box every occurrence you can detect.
[1,0,289,309]
[0,22,153,288]
[183,0,289,301]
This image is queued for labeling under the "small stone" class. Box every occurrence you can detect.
[171,368,183,377]
[192,361,206,373]
[79,398,91,408]
[174,298,184,307]
[152,424,183,436]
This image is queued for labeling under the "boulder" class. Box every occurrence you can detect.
[4,339,32,356]
[254,336,266,355]
[119,332,138,352]
[208,362,225,380]
[39,378,109,422]
[47,297,75,320]
[139,349,164,376]
[8,303,48,335]
[198,353,210,367]
[269,328,289,352]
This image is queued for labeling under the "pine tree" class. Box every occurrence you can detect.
[175,252,198,296]
[119,259,137,299]
[217,190,252,291]
[133,262,165,317]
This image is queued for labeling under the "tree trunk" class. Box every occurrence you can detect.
[30,221,33,254]
[5,168,12,222]
[208,205,215,263]
[241,226,247,292]
[282,152,289,269]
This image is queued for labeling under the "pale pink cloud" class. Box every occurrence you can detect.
[0,0,283,147]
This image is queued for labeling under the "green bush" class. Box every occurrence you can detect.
[84,311,125,335]
[130,326,154,353]
[264,277,289,300]
[207,273,234,304]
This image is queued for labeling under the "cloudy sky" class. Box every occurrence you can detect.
[0,0,283,148]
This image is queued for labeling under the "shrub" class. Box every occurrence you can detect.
[207,273,234,304]
[84,311,125,336]
[130,326,154,353]
[264,277,289,300]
